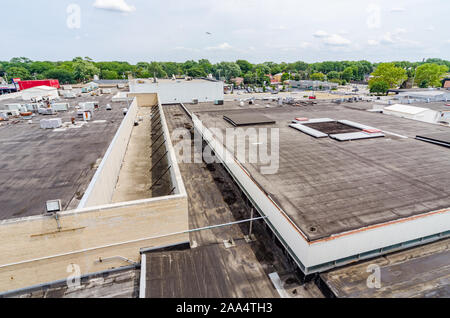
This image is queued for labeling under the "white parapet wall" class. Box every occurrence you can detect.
[78,98,139,208]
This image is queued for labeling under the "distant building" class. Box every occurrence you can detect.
[129,78,224,104]
[443,78,450,89]
[230,77,244,86]
[288,80,338,90]
[271,73,283,84]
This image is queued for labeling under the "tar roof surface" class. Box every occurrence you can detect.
[187,100,450,241]
[0,90,128,220]
[320,238,450,298]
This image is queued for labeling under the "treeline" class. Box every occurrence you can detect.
[0,57,449,87]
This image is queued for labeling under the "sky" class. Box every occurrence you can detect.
[1,0,449,63]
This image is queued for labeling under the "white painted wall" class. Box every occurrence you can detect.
[78,98,138,208]
[130,80,224,104]
[21,87,59,101]
[384,108,438,124]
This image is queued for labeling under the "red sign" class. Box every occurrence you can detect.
[18,79,60,90]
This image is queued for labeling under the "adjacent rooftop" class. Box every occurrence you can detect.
[187,100,450,241]
[0,90,129,220]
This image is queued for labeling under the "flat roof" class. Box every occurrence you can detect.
[187,100,450,241]
[321,238,450,298]
[0,90,129,220]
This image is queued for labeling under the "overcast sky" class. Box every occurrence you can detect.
[1,0,449,63]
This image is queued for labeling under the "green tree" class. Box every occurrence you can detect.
[369,63,407,88]
[414,63,449,87]
[214,62,241,80]
[5,66,31,80]
[161,62,181,77]
[341,67,354,82]
[147,62,167,78]
[198,59,213,75]
[369,79,389,94]
[29,61,54,75]
[310,72,325,81]
[243,72,256,84]
[281,73,290,82]
[186,66,207,78]
[327,71,340,80]
[236,60,253,74]
[44,68,75,84]
[73,57,100,82]
[101,69,119,80]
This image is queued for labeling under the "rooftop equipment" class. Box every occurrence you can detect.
[45,200,61,213]
[51,103,69,112]
[40,118,62,129]
[38,108,56,115]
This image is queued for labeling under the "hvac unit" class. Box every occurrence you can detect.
[40,118,62,129]
[38,108,56,115]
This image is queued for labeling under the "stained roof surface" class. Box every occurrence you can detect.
[188,100,450,241]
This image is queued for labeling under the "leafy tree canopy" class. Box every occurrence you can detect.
[369,63,407,88]
[414,63,449,88]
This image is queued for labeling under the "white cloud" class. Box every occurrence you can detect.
[390,7,406,12]
[205,42,233,50]
[313,30,329,38]
[426,25,435,31]
[93,0,136,13]
[313,30,351,46]
[367,39,379,46]
[378,28,420,47]
[323,34,351,46]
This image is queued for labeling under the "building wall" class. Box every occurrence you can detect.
[127,93,159,107]
[129,80,224,104]
[78,97,140,208]
[0,196,188,293]
[383,108,438,124]
[21,88,59,101]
